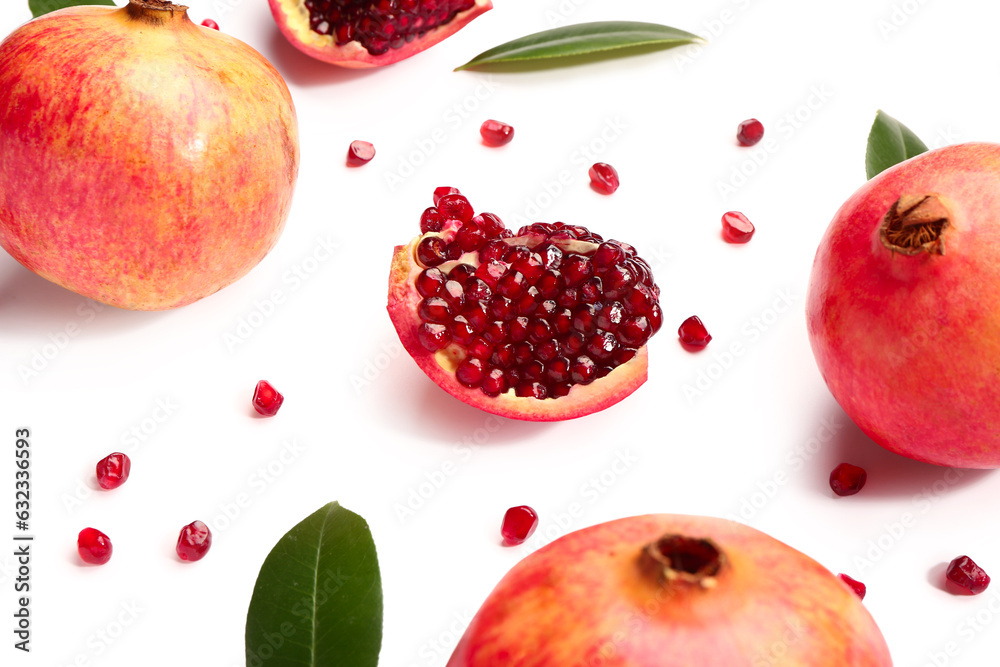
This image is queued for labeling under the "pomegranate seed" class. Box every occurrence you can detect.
[78,527,112,565]
[418,323,451,351]
[420,207,444,234]
[829,463,867,496]
[456,358,486,387]
[252,380,284,416]
[96,452,131,490]
[417,236,448,267]
[480,368,508,397]
[480,119,514,147]
[736,118,764,146]
[501,505,538,545]
[838,573,866,600]
[176,520,213,562]
[433,186,461,206]
[477,212,506,238]
[722,211,756,243]
[438,193,474,223]
[589,163,620,195]
[678,316,712,348]
[201,18,220,30]
[346,140,376,166]
[946,556,991,595]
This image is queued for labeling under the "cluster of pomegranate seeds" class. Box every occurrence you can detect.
[96,452,131,490]
[253,380,284,416]
[200,18,219,30]
[946,555,991,595]
[347,140,376,166]
[838,573,867,600]
[78,527,113,565]
[176,521,213,562]
[501,506,538,545]
[589,163,620,195]
[721,211,755,244]
[736,118,764,146]
[412,189,662,400]
[829,462,867,496]
[480,120,514,147]
[304,0,476,55]
[678,316,712,348]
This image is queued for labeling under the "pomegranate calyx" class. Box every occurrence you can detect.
[880,193,950,256]
[127,0,190,17]
[640,535,726,589]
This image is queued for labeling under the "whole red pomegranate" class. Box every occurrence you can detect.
[448,515,892,666]
[268,0,492,67]
[0,0,299,310]
[387,189,662,421]
[807,143,1000,468]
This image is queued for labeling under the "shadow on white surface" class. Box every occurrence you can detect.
[927,561,950,593]
[0,257,163,335]
[265,26,380,88]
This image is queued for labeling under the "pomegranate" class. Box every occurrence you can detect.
[807,143,1000,468]
[0,0,299,310]
[448,515,892,666]
[387,189,663,421]
[267,0,492,68]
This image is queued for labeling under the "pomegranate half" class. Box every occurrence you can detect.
[0,0,299,310]
[267,0,492,68]
[807,143,1000,468]
[448,514,892,666]
[387,190,661,421]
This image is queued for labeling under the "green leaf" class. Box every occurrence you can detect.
[29,0,115,19]
[455,21,702,71]
[865,110,929,180]
[245,502,383,667]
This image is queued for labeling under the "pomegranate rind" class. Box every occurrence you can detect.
[387,240,648,422]
[267,0,493,68]
[807,142,1000,468]
[448,514,893,666]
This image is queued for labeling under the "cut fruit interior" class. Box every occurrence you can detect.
[387,190,662,422]
[268,0,492,67]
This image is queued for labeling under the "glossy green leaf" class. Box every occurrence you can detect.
[29,0,115,19]
[245,502,383,667]
[455,21,702,71]
[865,110,929,180]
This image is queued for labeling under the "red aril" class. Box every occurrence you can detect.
[589,163,620,195]
[201,18,219,30]
[347,140,375,166]
[388,189,662,421]
[946,555,990,595]
[501,506,538,545]
[96,452,131,490]
[176,521,213,562]
[838,573,867,600]
[737,119,764,146]
[678,316,711,348]
[721,211,755,243]
[480,120,514,147]
[268,0,492,68]
[829,463,867,496]
[78,528,113,565]
[252,380,284,416]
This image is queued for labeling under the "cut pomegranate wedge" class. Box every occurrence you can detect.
[268,0,492,68]
[387,190,662,421]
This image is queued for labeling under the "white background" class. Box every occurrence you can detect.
[2,0,999,665]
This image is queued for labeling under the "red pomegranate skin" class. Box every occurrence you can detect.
[807,143,1000,468]
[0,2,299,310]
[448,515,892,666]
